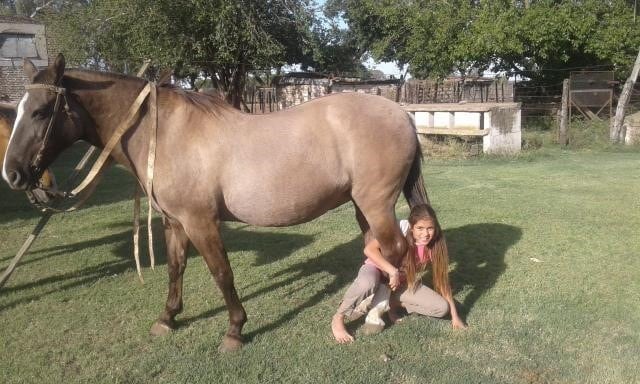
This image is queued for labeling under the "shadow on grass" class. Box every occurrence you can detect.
[0,220,315,313]
[0,218,520,340]
[184,222,519,341]
[447,223,521,319]
[179,235,364,334]
[0,143,137,225]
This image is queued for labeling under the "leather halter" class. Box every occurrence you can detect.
[23,83,70,183]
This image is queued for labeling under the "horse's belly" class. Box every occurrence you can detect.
[223,185,351,227]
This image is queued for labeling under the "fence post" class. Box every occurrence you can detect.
[559,79,570,146]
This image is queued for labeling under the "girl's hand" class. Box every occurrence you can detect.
[389,269,401,291]
[451,316,467,330]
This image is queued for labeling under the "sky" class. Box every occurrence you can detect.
[365,57,405,77]
[314,0,403,77]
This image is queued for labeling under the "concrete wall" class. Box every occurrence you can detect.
[484,106,522,153]
[407,103,522,153]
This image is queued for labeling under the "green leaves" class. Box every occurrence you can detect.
[42,0,319,107]
[331,0,640,82]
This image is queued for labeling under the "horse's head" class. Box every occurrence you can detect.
[2,54,85,191]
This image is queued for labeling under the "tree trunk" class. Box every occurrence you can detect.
[610,47,640,143]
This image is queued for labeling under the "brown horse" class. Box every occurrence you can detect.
[0,103,15,159]
[1,102,56,197]
[3,55,428,351]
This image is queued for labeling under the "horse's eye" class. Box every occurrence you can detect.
[32,109,47,119]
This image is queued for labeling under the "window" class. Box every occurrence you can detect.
[0,33,39,59]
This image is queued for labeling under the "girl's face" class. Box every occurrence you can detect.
[411,219,436,246]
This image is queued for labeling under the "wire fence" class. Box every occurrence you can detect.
[517,81,640,130]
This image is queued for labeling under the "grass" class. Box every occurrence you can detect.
[1,143,639,383]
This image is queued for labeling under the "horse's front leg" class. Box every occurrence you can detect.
[150,216,190,336]
[186,217,247,352]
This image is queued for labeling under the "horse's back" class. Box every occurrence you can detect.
[212,93,417,226]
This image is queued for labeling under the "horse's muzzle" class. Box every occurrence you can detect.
[3,169,31,190]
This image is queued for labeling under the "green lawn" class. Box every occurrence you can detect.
[1,146,639,383]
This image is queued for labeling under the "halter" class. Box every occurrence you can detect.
[23,83,71,184]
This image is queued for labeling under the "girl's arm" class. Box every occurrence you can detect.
[443,294,467,329]
[363,239,401,290]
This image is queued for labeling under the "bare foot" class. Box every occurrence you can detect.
[331,314,354,344]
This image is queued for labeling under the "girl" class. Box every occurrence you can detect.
[331,204,466,343]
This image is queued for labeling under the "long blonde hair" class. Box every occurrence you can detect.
[402,204,451,297]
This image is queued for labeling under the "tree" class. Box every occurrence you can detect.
[305,23,369,77]
[328,0,640,83]
[45,0,320,109]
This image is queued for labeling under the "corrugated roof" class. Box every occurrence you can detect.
[0,15,41,24]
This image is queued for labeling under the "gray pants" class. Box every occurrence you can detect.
[337,264,449,318]
[337,264,382,318]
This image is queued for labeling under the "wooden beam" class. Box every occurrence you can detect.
[416,126,490,137]
[402,102,519,113]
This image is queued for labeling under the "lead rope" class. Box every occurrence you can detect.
[69,83,152,197]
[131,82,159,282]
[146,82,158,271]
[132,187,143,283]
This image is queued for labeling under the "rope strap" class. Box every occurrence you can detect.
[24,84,66,94]
[70,83,151,197]
[146,82,158,271]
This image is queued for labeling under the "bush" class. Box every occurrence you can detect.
[420,136,482,159]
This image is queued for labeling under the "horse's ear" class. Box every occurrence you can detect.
[23,58,38,81]
[52,53,65,85]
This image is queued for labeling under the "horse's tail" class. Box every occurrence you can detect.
[402,121,430,209]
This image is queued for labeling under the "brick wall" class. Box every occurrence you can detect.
[273,75,402,110]
[45,25,62,65]
[276,78,330,109]
[332,81,400,102]
[402,78,514,104]
[0,66,28,102]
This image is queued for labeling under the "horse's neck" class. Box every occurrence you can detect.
[66,72,150,172]
[67,72,146,145]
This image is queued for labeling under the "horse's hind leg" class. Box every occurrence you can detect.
[354,204,373,245]
[184,217,246,352]
[150,216,190,336]
[354,199,406,267]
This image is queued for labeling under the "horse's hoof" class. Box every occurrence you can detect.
[218,335,243,353]
[362,323,385,336]
[150,321,173,336]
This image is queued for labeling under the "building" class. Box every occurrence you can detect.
[0,15,50,102]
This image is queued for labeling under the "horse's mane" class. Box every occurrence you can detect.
[66,68,147,84]
[176,90,236,117]
[65,69,236,117]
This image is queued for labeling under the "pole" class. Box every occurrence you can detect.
[559,79,570,146]
[0,213,52,288]
[611,48,640,143]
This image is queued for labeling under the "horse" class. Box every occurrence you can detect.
[1,102,56,198]
[0,103,15,159]
[3,54,429,352]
